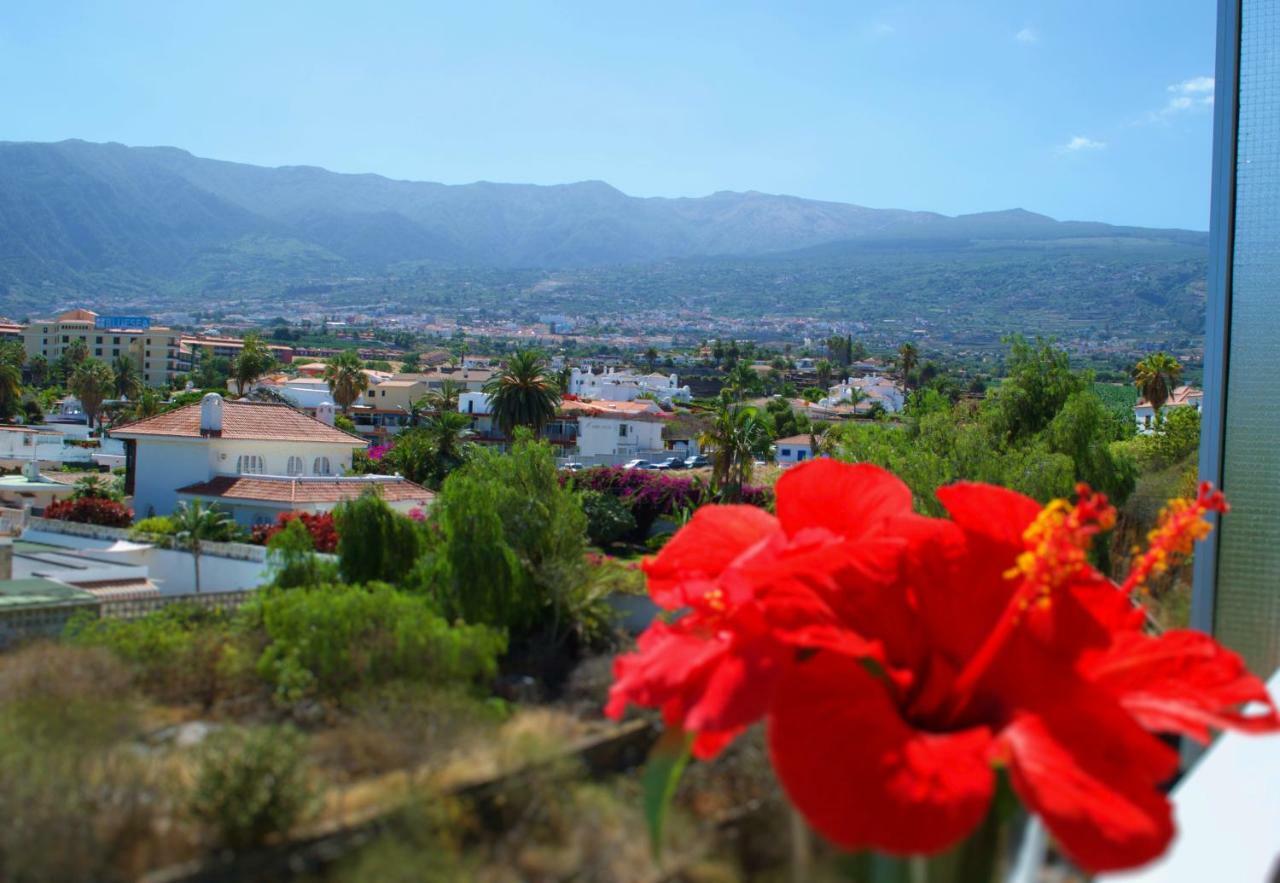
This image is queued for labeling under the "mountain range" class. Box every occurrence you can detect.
[0,140,1207,307]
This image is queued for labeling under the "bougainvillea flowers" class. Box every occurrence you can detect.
[606,460,1278,873]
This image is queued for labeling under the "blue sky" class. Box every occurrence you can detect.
[0,1,1217,229]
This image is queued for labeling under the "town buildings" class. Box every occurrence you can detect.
[18,308,294,388]
[22,309,188,388]
[567,366,691,404]
[820,375,906,413]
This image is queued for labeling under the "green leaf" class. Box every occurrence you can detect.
[642,726,694,860]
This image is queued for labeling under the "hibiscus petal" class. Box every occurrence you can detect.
[605,616,783,757]
[936,482,1041,550]
[643,504,781,607]
[774,460,914,541]
[767,652,995,856]
[1083,629,1280,742]
[1000,698,1178,873]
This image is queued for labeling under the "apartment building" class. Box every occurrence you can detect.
[181,334,294,366]
[21,309,188,387]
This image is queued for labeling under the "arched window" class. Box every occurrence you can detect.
[313,456,332,476]
[236,454,264,475]
[287,456,305,476]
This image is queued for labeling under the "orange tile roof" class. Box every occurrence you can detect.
[558,400,668,420]
[111,400,364,444]
[175,475,433,505]
[774,434,814,445]
[1136,385,1202,408]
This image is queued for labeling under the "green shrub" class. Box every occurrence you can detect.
[579,490,636,547]
[334,492,425,585]
[430,437,598,640]
[253,583,505,700]
[129,515,176,538]
[65,604,247,705]
[189,725,316,849]
[267,517,338,588]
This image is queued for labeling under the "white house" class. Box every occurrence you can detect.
[774,434,815,466]
[112,393,430,524]
[0,426,58,467]
[821,375,906,413]
[1135,385,1203,433]
[563,399,667,462]
[568,366,692,404]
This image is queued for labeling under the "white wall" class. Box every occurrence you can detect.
[21,527,273,594]
[133,438,216,519]
[577,417,665,458]
[209,439,357,478]
[776,442,813,465]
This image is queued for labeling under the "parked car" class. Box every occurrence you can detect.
[562,462,585,472]
[684,454,710,468]
[622,459,653,470]
[653,457,687,470]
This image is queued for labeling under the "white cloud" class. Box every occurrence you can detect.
[1014,26,1038,44]
[1144,76,1215,121]
[1170,76,1215,95]
[870,22,895,38]
[1061,136,1106,153]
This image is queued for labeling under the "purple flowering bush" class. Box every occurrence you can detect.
[567,466,771,538]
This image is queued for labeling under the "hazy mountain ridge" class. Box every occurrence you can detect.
[0,140,1207,305]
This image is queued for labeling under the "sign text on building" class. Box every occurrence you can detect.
[94,316,152,331]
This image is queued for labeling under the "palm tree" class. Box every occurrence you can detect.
[231,333,276,395]
[815,358,834,390]
[700,403,769,502]
[426,410,472,467]
[69,358,115,430]
[426,378,464,414]
[1133,353,1184,419]
[483,350,561,437]
[133,388,163,420]
[0,361,22,421]
[406,397,429,428]
[112,354,142,400]
[898,342,919,390]
[324,350,369,412]
[555,365,572,395]
[644,346,659,373]
[27,354,49,389]
[722,363,757,401]
[171,501,237,594]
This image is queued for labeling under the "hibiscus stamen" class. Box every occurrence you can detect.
[1003,486,1115,609]
[946,486,1115,720]
[1121,481,1228,598]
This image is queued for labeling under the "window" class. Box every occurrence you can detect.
[781,448,791,456]
[618,423,628,437]
[236,454,265,474]
[1196,0,1280,673]
[313,456,332,475]
[287,455,305,476]
[94,348,102,356]
[95,336,103,344]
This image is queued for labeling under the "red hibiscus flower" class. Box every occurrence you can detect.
[609,461,1280,873]
[606,460,918,758]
